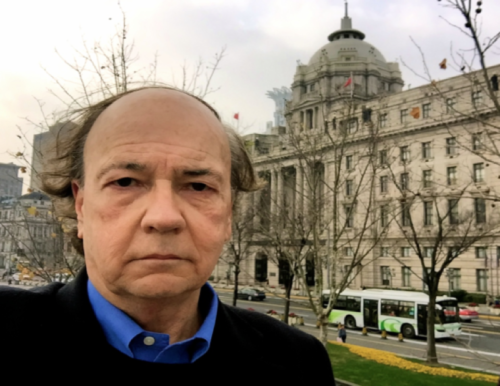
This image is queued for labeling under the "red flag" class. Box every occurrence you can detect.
[343,77,352,88]
[233,113,239,120]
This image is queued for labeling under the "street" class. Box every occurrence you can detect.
[216,290,500,375]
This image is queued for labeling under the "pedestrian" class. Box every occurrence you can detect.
[338,324,347,343]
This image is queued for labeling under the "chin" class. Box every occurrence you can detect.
[123,274,203,300]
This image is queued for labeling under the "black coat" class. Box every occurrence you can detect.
[0,270,335,384]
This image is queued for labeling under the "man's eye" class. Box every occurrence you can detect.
[114,178,135,187]
[191,183,208,191]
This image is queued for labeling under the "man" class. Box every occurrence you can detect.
[0,87,335,382]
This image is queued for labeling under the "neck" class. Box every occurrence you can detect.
[93,281,203,344]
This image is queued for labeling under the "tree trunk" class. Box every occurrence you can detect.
[426,293,439,364]
[283,273,294,325]
[232,268,240,307]
[318,312,329,346]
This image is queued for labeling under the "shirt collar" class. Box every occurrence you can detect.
[87,279,218,361]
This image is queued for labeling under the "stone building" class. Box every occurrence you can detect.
[0,163,23,199]
[215,7,500,299]
[0,192,77,274]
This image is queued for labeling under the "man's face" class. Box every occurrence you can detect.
[73,89,232,301]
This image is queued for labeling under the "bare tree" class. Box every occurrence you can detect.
[384,147,500,363]
[220,199,257,306]
[253,92,392,344]
[10,3,226,281]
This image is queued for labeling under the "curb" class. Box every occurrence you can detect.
[336,379,359,386]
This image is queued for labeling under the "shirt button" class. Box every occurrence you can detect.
[143,336,155,346]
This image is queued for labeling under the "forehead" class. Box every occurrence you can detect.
[84,89,230,177]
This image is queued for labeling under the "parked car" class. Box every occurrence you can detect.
[237,288,266,301]
[459,307,479,322]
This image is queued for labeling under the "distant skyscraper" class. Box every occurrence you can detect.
[0,163,23,198]
[30,121,76,192]
[266,87,292,127]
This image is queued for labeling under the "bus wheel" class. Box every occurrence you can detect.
[402,324,415,339]
[345,316,356,329]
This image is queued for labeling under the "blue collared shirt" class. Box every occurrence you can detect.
[87,280,218,363]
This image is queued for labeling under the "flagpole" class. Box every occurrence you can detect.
[350,71,353,99]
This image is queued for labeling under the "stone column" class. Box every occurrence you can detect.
[277,168,284,211]
[270,171,277,217]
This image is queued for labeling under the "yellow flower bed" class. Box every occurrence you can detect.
[329,341,498,383]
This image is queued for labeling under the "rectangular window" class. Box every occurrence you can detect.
[380,205,389,227]
[381,299,399,316]
[448,199,459,225]
[346,180,353,196]
[472,133,482,151]
[380,247,389,257]
[424,201,433,226]
[400,109,408,124]
[401,201,411,226]
[422,142,431,159]
[475,198,486,224]
[344,247,354,257]
[476,269,488,291]
[346,155,353,170]
[402,267,411,287]
[424,247,434,258]
[379,150,388,165]
[448,268,461,290]
[447,166,457,185]
[400,173,409,190]
[446,97,456,114]
[334,296,361,312]
[344,205,354,228]
[381,267,391,286]
[347,119,358,134]
[401,247,411,257]
[475,246,487,259]
[446,137,457,156]
[400,146,410,162]
[448,247,460,259]
[472,91,483,107]
[422,103,431,118]
[423,170,432,188]
[379,113,387,128]
[380,175,388,193]
[473,163,484,183]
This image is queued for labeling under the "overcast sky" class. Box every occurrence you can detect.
[1,0,499,189]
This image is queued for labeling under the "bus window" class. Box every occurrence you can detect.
[346,296,361,312]
[381,300,399,316]
[336,296,347,310]
[398,301,416,319]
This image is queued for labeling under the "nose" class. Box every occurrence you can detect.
[141,181,186,234]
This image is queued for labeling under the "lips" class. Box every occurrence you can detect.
[141,254,182,261]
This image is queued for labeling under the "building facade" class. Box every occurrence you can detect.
[0,192,77,275]
[215,8,500,299]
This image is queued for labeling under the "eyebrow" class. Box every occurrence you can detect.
[179,168,224,184]
[96,162,224,184]
[96,162,146,181]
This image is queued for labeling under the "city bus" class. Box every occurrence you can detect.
[322,289,461,339]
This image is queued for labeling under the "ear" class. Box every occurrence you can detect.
[72,180,84,239]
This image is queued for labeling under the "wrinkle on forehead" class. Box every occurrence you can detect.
[84,88,231,176]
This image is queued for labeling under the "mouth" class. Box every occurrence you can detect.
[141,254,182,261]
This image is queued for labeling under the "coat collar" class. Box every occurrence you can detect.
[55,268,267,364]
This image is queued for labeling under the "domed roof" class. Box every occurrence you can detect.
[309,38,387,66]
[308,2,387,66]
